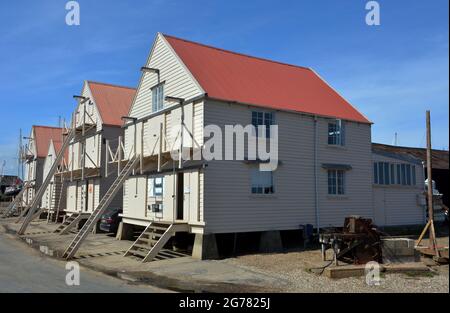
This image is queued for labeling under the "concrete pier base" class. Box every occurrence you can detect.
[116,222,134,240]
[381,238,420,263]
[192,233,219,260]
[259,230,283,253]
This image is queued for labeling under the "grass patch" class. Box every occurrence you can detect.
[403,270,437,278]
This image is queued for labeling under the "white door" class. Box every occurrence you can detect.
[87,180,95,212]
[127,177,147,219]
[66,182,77,212]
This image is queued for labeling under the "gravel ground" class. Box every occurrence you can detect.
[224,241,449,293]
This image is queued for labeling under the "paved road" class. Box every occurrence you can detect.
[0,232,169,293]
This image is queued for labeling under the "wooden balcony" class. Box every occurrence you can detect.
[54,167,101,180]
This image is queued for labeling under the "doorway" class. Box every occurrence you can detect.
[81,181,89,212]
[176,173,184,220]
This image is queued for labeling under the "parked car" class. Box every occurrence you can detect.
[99,208,122,234]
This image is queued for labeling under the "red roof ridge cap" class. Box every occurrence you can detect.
[162,33,312,72]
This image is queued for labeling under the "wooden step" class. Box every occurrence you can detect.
[132,243,151,250]
[128,249,148,258]
[137,237,158,245]
[149,225,169,232]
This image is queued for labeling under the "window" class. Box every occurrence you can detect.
[154,177,163,196]
[384,162,390,185]
[328,169,345,195]
[251,169,274,194]
[401,164,406,185]
[406,164,411,185]
[374,162,391,185]
[390,164,395,184]
[151,84,164,112]
[373,162,378,184]
[378,162,384,185]
[328,120,345,146]
[252,111,274,138]
[148,177,164,197]
[374,162,416,186]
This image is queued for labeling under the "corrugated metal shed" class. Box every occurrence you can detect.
[372,143,449,169]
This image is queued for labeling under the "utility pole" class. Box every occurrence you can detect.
[425,110,439,256]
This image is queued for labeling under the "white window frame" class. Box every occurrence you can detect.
[374,162,416,186]
[328,119,345,146]
[153,177,163,196]
[251,169,274,194]
[252,111,275,138]
[328,169,345,195]
[151,83,164,113]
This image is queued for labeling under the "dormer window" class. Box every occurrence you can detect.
[152,83,164,112]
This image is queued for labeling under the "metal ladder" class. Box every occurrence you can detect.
[18,129,75,235]
[2,181,32,218]
[62,155,140,259]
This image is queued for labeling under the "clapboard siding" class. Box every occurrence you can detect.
[129,33,203,120]
[41,142,56,210]
[203,99,373,233]
[316,118,374,227]
[372,153,425,226]
[74,82,103,132]
[64,125,123,214]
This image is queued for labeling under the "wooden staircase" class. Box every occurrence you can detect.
[124,221,189,262]
[62,155,140,259]
[47,180,65,223]
[53,212,89,235]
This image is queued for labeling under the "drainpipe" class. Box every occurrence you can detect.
[313,116,320,234]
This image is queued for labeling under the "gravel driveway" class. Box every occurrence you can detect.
[224,245,449,293]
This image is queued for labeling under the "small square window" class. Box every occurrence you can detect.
[251,169,274,194]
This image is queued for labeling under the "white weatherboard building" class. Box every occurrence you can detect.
[118,33,382,259]
[55,81,135,216]
[22,126,64,208]
[371,146,426,227]
[41,139,66,217]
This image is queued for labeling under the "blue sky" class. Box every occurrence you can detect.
[0,0,448,175]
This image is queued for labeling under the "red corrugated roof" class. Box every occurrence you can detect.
[87,81,136,126]
[51,139,69,164]
[164,34,370,124]
[32,126,64,158]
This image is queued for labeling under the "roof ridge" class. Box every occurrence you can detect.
[33,125,63,130]
[162,33,312,71]
[87,80,136,90]
[373,142,449,152]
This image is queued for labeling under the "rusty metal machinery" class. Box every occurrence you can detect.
[319,216,382,265]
